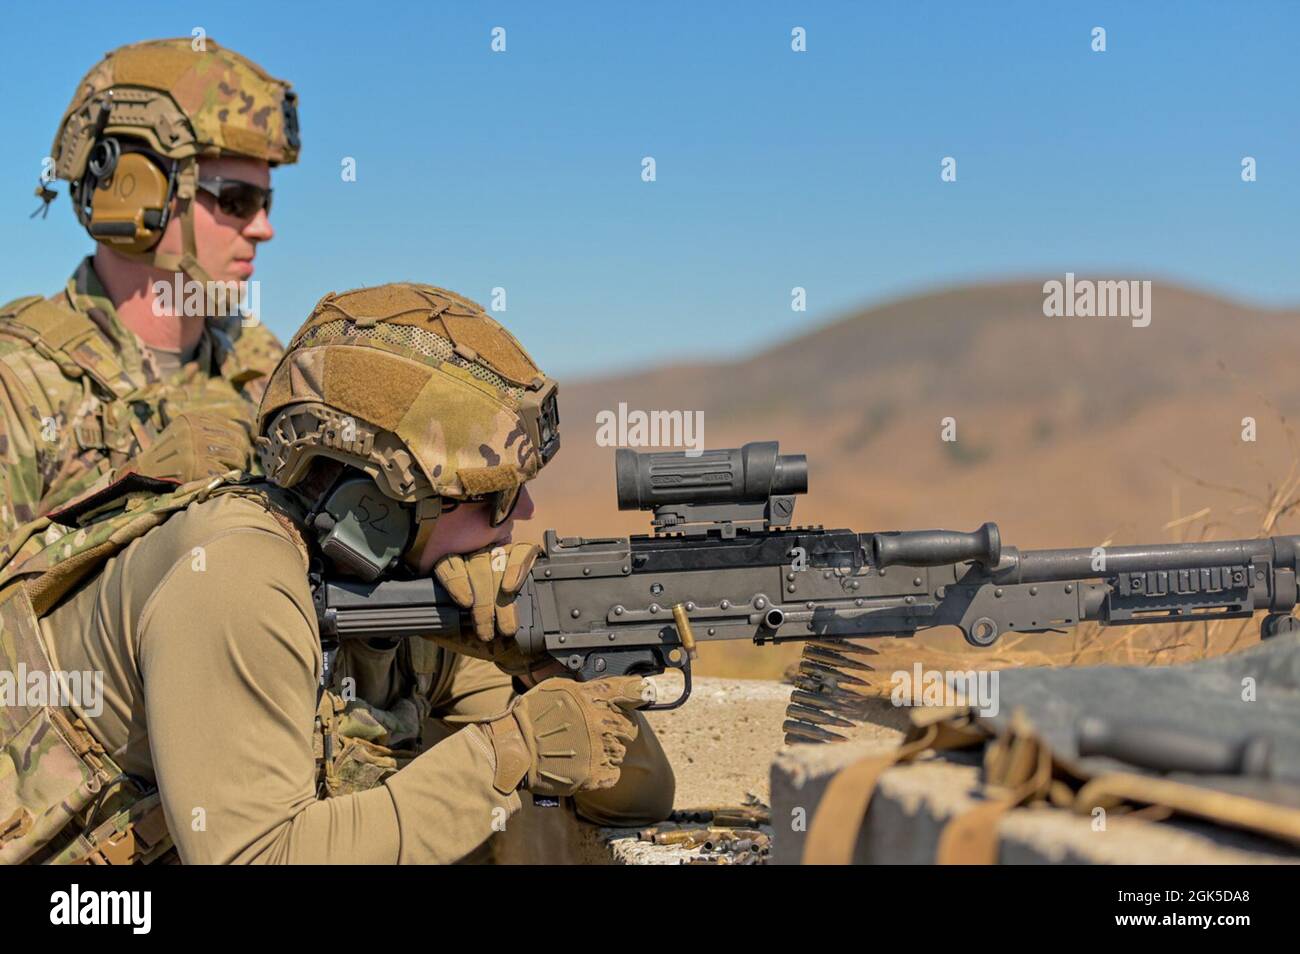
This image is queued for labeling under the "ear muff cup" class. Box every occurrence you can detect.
[86,151,172,253]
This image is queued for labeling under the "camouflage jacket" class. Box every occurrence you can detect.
[0,257,283,532]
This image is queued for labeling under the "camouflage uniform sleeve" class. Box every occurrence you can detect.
[0,358,50,533]
[227,321,285,405]
[137,527,518,863]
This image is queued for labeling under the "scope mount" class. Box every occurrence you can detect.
[650,494,798,537]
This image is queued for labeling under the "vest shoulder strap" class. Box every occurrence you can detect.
[0,294,138,399]
[0,294,45,318]
[0,584,126,863]
[0,474,263,616]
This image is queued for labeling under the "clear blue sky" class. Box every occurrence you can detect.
[2,0,1295,376]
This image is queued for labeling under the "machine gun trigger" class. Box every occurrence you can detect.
[557,642,693,711]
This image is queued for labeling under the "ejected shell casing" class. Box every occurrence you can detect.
[698,827,768,851]
[710,827,765,840]
[671,604,698,659]
[639,825,681,842]
[652,830,706,847]
[712,840,762,854]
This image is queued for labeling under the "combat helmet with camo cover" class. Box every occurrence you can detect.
[37,36,299,285]
[257,282,561,573]
[0,282,560,863]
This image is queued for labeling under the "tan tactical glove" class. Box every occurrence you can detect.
[434,542,540,642]
[132,411,254,484]
[482,676,651,797]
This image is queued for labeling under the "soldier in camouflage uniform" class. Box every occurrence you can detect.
[0,37,299,532]
[0,283,674,865]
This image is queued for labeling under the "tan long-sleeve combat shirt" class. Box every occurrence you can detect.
[39,491,672,863]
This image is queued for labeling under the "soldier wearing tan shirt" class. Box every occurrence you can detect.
[0,282,673,864]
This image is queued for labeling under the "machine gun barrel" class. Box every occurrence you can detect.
[999,537,1300,583]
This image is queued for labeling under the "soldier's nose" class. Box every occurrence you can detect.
[244,208,274,241]
[512,485,535,521]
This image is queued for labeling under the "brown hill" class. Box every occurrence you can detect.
[522,278,1300,679]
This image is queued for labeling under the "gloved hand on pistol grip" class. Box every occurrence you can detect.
[434,542,539,642]
[482,676,654,797]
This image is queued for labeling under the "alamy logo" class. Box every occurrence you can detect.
[49,884,151,934]
[890,664,1000,717]
[0,666,103,718]
[1042,272,1152,327]
[151,274,261,325]
[595,402,704,456]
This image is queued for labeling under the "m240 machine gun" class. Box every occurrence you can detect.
[315,442,1300,711]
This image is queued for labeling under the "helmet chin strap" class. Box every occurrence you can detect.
[402,496,443,570]
[152,159,216,287]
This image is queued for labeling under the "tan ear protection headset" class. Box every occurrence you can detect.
[70,137,179,255]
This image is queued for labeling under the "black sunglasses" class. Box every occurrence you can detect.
[438,485,524,528]
[196,177,273,219]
